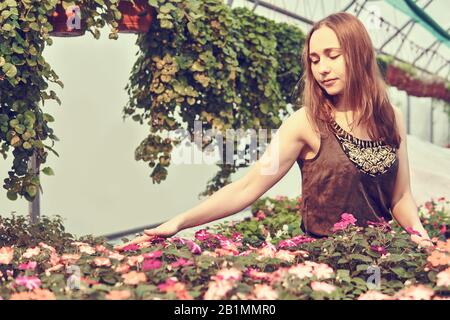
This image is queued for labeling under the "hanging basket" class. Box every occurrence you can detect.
[48,3,85,37]
[117,0,154,34]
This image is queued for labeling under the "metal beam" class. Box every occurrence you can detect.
[243,0,315,25]
[28,152,40,224]
[251,0,260,12]
[341,0,357,12]
[412,39,441,66]
[354,0,369,17]
[379,0,434,51]
[394,22,417,57]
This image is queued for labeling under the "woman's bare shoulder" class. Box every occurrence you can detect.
[288,107,319,144]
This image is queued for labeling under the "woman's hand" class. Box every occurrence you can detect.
[409,233,435,250]
[114,219,181,251]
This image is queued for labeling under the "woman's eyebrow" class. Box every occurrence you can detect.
[309,47,341,56]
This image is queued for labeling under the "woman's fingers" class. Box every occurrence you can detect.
[114,234,151,251]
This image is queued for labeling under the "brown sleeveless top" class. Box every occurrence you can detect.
[297,116,399,237]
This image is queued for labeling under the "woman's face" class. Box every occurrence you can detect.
[309,26,346,96]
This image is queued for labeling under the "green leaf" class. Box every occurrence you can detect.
[7,190,18,201]
[348,253,373,263]
[159,3,176,14]
[42,167,55,176]
[160,19,173,29]
[26,185,37,197]
[2,63,17,78]
[2,24,13,31]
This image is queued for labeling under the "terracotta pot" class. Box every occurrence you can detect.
[48,2,85,37]
[117,0,154,33]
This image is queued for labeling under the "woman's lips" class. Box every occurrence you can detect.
[322,78,338,86]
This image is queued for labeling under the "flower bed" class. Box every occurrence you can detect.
[0,197,449,300]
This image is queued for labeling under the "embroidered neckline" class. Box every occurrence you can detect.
[329,117,385,148]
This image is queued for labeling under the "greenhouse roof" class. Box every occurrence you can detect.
[228,0,450,81]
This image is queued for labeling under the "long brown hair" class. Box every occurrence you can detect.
[300,12,401,149]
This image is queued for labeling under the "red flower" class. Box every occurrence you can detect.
[122,244,140,252]
[195,229,212,241]
[142,259,162,271]
[142,250,163,259]
[332,213,357,232]
[18,261,37,271]
[231,232,243,242]
[370,245,387,255]
[170,258,193,268]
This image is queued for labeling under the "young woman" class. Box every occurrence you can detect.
[116,12,432,250]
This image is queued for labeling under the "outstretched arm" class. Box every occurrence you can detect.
[390,106,432,246]
[115,108,310,250]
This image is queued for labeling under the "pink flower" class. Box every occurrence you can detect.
[22,247,40,259]
[332,213,357,232]
[231,232,243,242]
[395,285,434,300]
[44,264,64,275]
[95,245,109,254]
[170,258,193,268]
[105,290,131,300]
[204,280,234,300]
[170,237,202,255]
[39,243,56,254]
[252,284,278,299]
[142,250,163,259]
[275,195,288,201]
[195,229,212,241]
[93,257,111,267]
[370,245,388,255]
[60,254,81,264]
[108,252,125,261]
[255,210,267,221]
[0,247,14,265]
[126,255,144,267]
[18,261,37,271]
[142,259,162,271]
[215,268,242,281]
[79,245,95,255]
[312,263,334,280]
[436,267,450,288]
[122,244,140,252]
[357,290,392,300]
[115,264,131,274]
[288,264,314,279]
[15,276,41,291]
[278,235,315,248]
[158,277,193,300]
[158,277,178,292]
[439,224,447,235]
[311,281,336,294]
[405,227,422,237]
[121,271,147,285]
[275,250,296,262]
[246,268,272,281]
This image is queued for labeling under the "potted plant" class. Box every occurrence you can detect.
[48,1,85,37]
[117,0,154,34]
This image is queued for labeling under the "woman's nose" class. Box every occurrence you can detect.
[318,61,331,74]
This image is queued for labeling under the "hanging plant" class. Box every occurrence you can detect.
[0,0,123,202]
[124,1,305,197]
